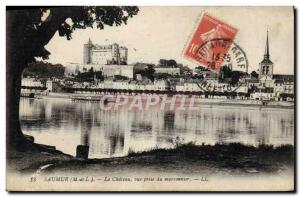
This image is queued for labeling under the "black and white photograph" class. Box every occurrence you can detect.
[5,6,295,192]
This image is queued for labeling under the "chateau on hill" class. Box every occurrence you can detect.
[83,38,128,65]
[67,39,133,79]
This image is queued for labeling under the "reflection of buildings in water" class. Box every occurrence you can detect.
[213,108,261,145]
[172,107,273,146]
[251,109,288,145]
[37,100,46,121]
[128,110,157,152]
[216,110,245,144]
[81,129,90,146]
[279,119,294,137]
[20,99,52,129]
[44,100,53,120]
[153,110,175,148]
[173,109,216,144]
[19,98,34,118]
[80,115,92,146]
[20,98,294,159]
[255,110,271,145]
[88,109,130,158]
[259,109,294,145]
[164,111,175,130]
[109,134,124,156]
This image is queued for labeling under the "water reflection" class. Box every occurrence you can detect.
[20,98,294,159]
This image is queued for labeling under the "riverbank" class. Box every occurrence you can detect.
[7,142,74,172]
[7,141,294,191]
[25,92,294,108]
[8,141,294,175]
[45,143,295,175]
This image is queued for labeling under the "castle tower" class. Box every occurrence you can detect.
[111,43,120,65]
[83,38,93,64]
[259,31,273,78]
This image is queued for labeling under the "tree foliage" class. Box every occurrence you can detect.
[75,69,104,82]
[158,59,178,67]
[145,64,156,82]
[23,61,65,78]
[194,66,209,71]
[114,75,129,81]
[6,6,139,146]
[178,64,192,75]
[8,6,139,67]
[219,65,247,85]
[134,64,156,82]
[251,71,259,78]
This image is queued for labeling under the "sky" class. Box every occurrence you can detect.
[45,6,294,74]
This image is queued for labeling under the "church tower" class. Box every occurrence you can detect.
[259,31,273,79]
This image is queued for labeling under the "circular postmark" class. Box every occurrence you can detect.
[195,38,248,72]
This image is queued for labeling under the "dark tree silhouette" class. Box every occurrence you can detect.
[145,64,155,82]
[194,66,209,71]
[250,71,259,78]
[23,61,65,78]
[6,6,139,150]
[158,59,178,67]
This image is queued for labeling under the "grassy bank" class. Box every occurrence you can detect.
[126,143,294,173]
[8,142,294,175]
[7,142,74,172]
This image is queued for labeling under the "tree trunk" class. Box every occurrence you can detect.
[6,58,27,151]
[6,10,32,151]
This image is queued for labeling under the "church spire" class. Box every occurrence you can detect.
[264,30,270,59]
[259,30,273,79]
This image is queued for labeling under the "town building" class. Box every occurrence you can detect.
[21,77,46,95]
[102,65,134,79]
[46,80,61,93]
[253,31,294,101]
[175,79,202,92]
[94,79,168,92]
[251,87,275,101]
[154,67,180,75]
[21,77,44,88]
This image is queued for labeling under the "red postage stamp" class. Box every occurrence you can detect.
[184,13,238,72]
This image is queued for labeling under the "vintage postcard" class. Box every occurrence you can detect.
[6,6,295,191]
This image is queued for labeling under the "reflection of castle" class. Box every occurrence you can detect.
[83,38,128,65]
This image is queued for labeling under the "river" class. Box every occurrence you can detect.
[19,97,294,159]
